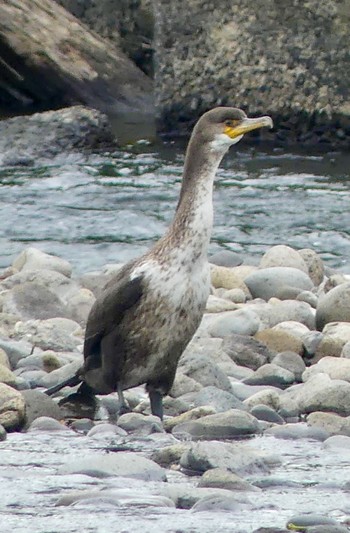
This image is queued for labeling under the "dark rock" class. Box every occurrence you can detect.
[222,334,274,371]
[250,404,285,425]
[21,390,63,428]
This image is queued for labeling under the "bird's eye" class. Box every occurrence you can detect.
[224,119,239,127]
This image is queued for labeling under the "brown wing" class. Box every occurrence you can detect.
[83,263,144,372]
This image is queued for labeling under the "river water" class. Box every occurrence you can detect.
[0,143,350,274]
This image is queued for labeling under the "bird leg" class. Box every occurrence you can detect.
[117,383,131,416]
[148,388,164,420]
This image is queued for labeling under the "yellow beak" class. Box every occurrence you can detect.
[224,116,273,139]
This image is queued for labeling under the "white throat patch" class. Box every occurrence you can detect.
[210,133,243,152]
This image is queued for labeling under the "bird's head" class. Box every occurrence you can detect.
[193,107,273,152]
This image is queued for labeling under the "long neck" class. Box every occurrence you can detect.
[158,134,228,263]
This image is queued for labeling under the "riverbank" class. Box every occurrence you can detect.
[0,244,349,531]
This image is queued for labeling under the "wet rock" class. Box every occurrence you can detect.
[286,513,340,530]
[250,404,285,425]
[208,308,260,337]
[2,282,69,320]
[87,423,127,439]
[323,435,350,450]
[271,351,306,381]
[13,247,72,277]
[27,416,69,432]
[172,409,261,440]
[14,317,83,351]
[60,452,166,481]
[192,385,247,412]
[151,443,189,467]
[0,424,6,441]
[265,423,329,441]
[307,411,350,437]
[191,492,246,512]
[180,440,277,475]
[243,363,295,389]
[163,406,217,433]
[178,352,232,392]
[0,383,26,430]
[298,248,325,285]
[197,467,259,492]
[222,334,273,370]
[259,245,308,273]
[21,390,63,427]
[117,413,164,435]
[303,356,350,382]
[316,282,350,330]
[244,267,313,300]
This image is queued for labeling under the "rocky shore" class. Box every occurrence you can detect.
[0,244,349,531]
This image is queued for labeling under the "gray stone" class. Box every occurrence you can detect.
[0,339,33,368]
[0,424,6,441]
[192,386,246,412]
[259,245,308,273]
[172,409,261,440]
[271,351,306,382]
[38,359,82,389]
[296,290,318,308]
[117,413,164,434]
[151,443,189,467]
[14,318,83,352]
[60,452,166,481]
[315,322,350,358]
[323,435,350,450]
[208,308,260,337]
[253,300,315,330]
[191,493,246,512]
[232,383,281,402]
[302,356,350,383]
[198,467,259,492]
[209,251,243,267]
[66,288,95,326]
[265,423,329,441]
[87,423,127,438]
[169,372,203,397]
[0,383,26,430]
[163,406,216,433]
[178,352,232,392]
[250,404,285,425]
[222,334,274,370]
[0,364,18,387]
[243,363,295,389]
[307,411,350,437]
[21,390,63,427]
[244,267,313,301]
[316,282,350,330]
[180,440,278,475]
[27,416,69,432]
[296,374,350,415]
[298,248,325,285]
[341,341,350,358]
[0,268,79,300]
[243,389,282,411]
[13,247,72,277]
[2,282,68,320]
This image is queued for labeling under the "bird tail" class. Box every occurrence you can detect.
[45,374,81,396]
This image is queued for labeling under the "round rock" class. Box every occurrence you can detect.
[316,282,350,330]
[244,267,313,300]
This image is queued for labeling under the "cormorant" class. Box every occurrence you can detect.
[45,107,273,419]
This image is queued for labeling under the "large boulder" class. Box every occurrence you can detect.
[0,0,152,116]
[154,0,350,147]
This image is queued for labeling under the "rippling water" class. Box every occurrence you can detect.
[0,431,348,533]
[0,143,350,273]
